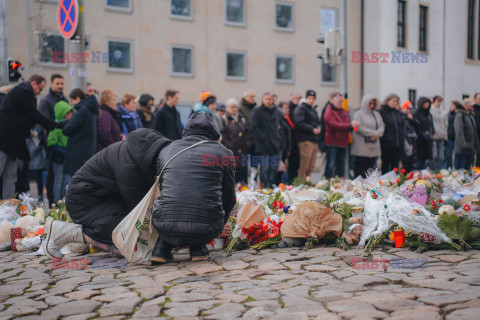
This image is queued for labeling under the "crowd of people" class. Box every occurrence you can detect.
[0,73,479,204]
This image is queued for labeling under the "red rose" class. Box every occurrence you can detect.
[401,169,406,175]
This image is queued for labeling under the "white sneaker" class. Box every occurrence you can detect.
[43,220,85,260]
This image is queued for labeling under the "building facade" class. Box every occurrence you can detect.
[4,0,362,121]
[362,0,480,105]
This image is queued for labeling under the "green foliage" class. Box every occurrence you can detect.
[438,214,471,241]
[443,199,461,210]
[291,176,313,187]
[251,235,282,250]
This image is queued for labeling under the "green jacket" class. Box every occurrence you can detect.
[47,101,72,148]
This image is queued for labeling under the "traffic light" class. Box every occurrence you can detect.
[317,29,343,67]
[8,59,23,83]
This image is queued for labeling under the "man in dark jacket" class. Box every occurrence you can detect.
[400,101,419,172]
[446,101,461,169]
[473,93,480,166]
[287,92,302,183]
[151,113,235,263]
[454,99,479,170]
[137,93,155,129]
[0,75,59,199]
[239,90,257,127]
[250,93,283,188]
[414,97,435,170]
[379,94,405,173]
[43,129,171,259]
[155,90,183,140]
[63,90,100,180]
[39,74,68,206]
[294,90,321,179]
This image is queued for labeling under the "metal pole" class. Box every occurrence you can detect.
[0,0,8,86]
[70,0,86,91]
[341,0,348,96]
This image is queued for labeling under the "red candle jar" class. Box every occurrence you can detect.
[394,227,405,248]
[10,227,22,251]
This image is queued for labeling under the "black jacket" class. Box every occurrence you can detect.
[250,104,282,156]
[152,113,236,246]
[239,98,256,128]
[221,112,249,157]
[288,101,298,120]
[403,114,419,144]
[447,110,457,141]
[62,96,99,176]
[379,105,405,149]
[414,97,434,160]
[473,104,480,141]
[280,116,292,161]
[65,129,171,245]
[38,88,68,142]
[154,103,183,141]
[0,82,56,160]
[293,102,321,143]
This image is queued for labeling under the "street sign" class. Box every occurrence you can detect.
[57,0,79,39]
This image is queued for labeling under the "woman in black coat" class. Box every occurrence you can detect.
[414,97,434,170]
[43,129,171,259]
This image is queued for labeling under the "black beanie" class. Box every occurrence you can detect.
[203,96,217,107]
[139,94,154,107]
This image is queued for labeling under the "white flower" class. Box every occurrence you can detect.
[438,205,454,215]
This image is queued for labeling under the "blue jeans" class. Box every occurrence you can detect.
[52,163,69,203]
[444,140,454,169]
[258,152,281,188]
[429,140,445,170]
[455,154,475,170]
[325,146,347,179]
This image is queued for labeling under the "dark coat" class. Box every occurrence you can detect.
[250,104,283,156]
[65,129,171,244]
[62,96,100,176]
[379,105,405,149]
[414,97,435,160]
[0,82,56,160]
[152,113,236,246]
[288,101,298,120]
[96,104,122,153]
[154,104,183,141]
[293,102,321,143]
[280,116,292,161]
[137,109,155,129]
[38,88,68,142]
[118,105,143,136]
[447,110,457,141]
[454,107,480,155]
[473,104,480,141]
[239,98,256,128]
[221,112,249,157]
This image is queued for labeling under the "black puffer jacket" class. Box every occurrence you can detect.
[250,104,282,156]
[152,113,236,246]
[379,105,405,149]
[414,97,434,160]
[293,102,321,143]
[62,95,99,176]
[65,129,171,244]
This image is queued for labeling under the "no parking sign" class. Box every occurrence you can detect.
[57,0,79,39]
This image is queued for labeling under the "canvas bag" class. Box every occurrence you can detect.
[112,140,208,264]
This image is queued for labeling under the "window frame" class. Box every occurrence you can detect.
[36,32,68,68]
[397,0,407,48]
[320,7,339,85]
[105,0,133,13]
[224,0,246,27]
[225,50,247,81]
[418,4,428,53]
[106,38,134,74]
[170,45,194,78]
[408,89,417,106]
[275,1,294,32]
[275,54,294,84]
[170,0,194,21]
[34,0,59,4]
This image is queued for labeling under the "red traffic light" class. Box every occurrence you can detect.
[12,62,20,70]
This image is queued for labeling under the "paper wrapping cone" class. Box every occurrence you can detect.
[281,201,343,239]
[236,202,266,229]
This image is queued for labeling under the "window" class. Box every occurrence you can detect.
[397,0,407,48]
[463,94,471,100]
[38,33,67,67]
[106,0,132,12]
[468,0,475,59]
[171,46,193,77]
[419,5,428,52]
[226,51,246,80]
[107,39,133,72]
[225,0,245,26]
[276,55,293,83]
[320,8,338,84]
[408,89,417,106]
[275,2,293,31]
[171,0,193,20]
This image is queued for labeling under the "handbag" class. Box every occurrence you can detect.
[404,139,413,157]
[112,140,208,264]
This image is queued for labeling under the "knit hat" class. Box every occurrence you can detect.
[401,100,413,110]
[200,90,213,102]
[306,90,316,98]
[203,96,217,107]
[139,94,154,107]
[216,102,226,111]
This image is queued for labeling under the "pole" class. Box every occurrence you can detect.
[70,0,86,91]
[0,0,8,86]
[341,0,348,97]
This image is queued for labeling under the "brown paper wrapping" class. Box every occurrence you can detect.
[236,202,266,228]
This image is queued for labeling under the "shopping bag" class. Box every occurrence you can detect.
[112,176,160,265]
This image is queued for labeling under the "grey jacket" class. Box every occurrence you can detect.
[454,109,480,155]
[351,94,385,158]
[430,106,449,141]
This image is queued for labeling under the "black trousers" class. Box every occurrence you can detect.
[287,146,300,183]
[354,156,376,178]
[381,146,401,174]
[47,161,55,206]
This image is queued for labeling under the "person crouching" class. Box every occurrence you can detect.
[151,113,236,263]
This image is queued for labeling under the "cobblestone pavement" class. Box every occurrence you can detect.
[0,247,479,320]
